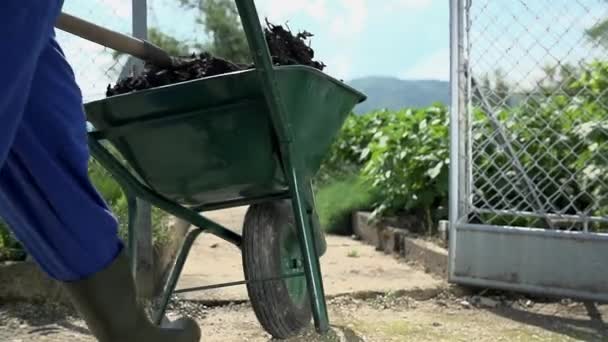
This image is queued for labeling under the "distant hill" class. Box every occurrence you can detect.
[347,77,450,114]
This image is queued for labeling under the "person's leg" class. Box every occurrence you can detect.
[0,23,200,342]
[0,35,123,281]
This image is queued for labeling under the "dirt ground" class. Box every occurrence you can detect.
[1,207,607,341]
[2,291,607,341]
[176,206,442,302]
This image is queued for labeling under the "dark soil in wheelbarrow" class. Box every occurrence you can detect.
[106,21,326,97]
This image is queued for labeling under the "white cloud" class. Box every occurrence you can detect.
[257,0,368,42]
[392,0,434,10]
[401,48,449,80]
[100,0,132,18]
[63,0,131,19]
[256,0,328,23]
[329,0,367,38]
[258,0,367,39]
[379,0,433,13]
[324,55,353,80]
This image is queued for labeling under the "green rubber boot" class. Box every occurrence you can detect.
[62,251,201,342]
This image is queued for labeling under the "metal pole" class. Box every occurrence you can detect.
[130,0,154,299]
[448,0,462,281]
[463,0,473,220]
[132,0,148,72]
[118,0,148,80]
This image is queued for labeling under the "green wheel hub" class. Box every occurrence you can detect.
[280,225,308,306]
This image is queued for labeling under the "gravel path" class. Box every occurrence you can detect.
[2,290,607,341]
[1,207,606,341]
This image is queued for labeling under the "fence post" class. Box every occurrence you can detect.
[448,0,464,282]
[130,0,155,300]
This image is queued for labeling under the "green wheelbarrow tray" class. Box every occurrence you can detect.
[85,65,366,257]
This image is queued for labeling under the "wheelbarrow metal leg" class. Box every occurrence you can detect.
[126,194,155,299]
[126,193,138,274]
[153,227,204,325]
[289,168,329,333]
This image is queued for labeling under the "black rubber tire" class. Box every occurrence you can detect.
[242,201,312,339]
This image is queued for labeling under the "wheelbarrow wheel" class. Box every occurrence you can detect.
[242,200,312,339]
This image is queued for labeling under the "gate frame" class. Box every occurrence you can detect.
[448,0,608,303]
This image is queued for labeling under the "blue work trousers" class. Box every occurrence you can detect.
[0,1,123,281]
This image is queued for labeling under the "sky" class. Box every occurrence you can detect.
[56,0,607,102]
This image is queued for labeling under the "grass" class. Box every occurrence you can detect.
[315,174,378,235]
[0,219,26,262]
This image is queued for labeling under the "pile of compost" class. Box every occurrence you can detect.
[106,21,326,97]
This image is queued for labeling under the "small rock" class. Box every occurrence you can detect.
[478,297,500,308]
[460,300,472,309]
[432,322,441,327]
[525,299,534,308]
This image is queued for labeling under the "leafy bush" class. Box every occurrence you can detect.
[314,174,379,235]
[317,110,392,184]
[316,60,608,232]
[362,105,449,220]
[88,159,171,246]
[0,219,25,261]
[315,59,608,232]
[318,105,449,231]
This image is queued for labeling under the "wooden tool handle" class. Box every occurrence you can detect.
[55,12,173,68]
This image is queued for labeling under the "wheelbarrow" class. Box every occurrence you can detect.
[79,0,366,338]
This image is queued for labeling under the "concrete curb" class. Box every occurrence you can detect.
[0,217,187,304]
[352,211,449,279]
[0,261,71,305]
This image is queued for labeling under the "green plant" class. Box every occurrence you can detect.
[89,159,170,247]
[317,110,392,184]
[342,60,608,232]
[0,219,26,262]
[362,105,449,224]
[314,174,379,235]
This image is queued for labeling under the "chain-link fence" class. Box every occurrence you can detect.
[460,0,608,232]
[56,0,136,102]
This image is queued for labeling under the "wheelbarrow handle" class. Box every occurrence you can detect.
[55,12,173,68]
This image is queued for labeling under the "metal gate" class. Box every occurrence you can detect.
[449,0,608,301]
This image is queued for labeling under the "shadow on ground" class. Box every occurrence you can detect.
[273,325,365,342]
[488,303,608,341]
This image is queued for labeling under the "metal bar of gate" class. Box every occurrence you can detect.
[448,0,463,280]
[471,78,554,229]
[473,208,608,225]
